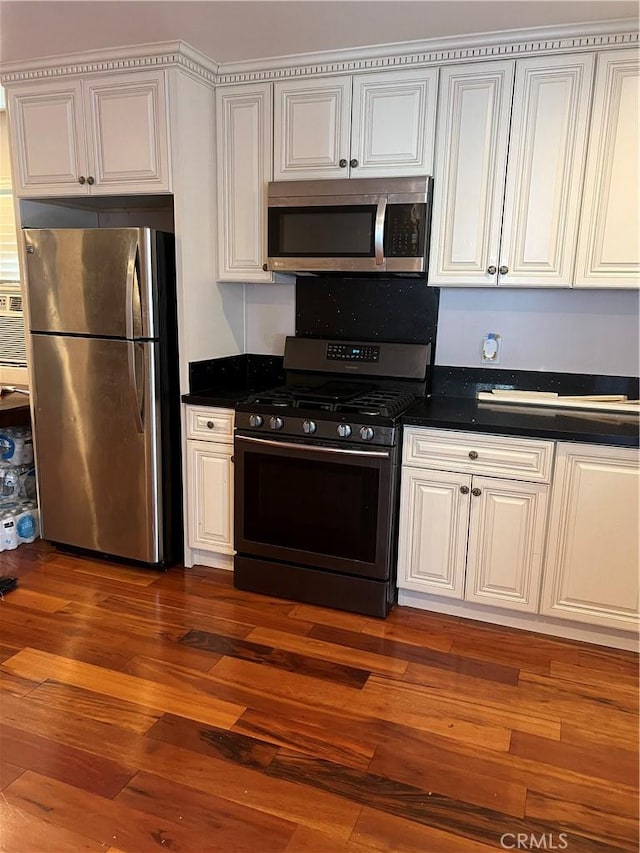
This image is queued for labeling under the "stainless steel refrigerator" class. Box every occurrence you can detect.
[24,227,182,567]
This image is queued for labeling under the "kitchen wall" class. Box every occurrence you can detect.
[244,283,640,377]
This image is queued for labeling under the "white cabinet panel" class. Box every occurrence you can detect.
[273,69,438,181]
[465,477,549,612]
[8,71,170,197]
[397,467,470,599]
[541,443,640,631]
[499,54,595,286]
[216,83,273,281]
[85,72,170,193]
[430,54,595,287]
[398,429,552,615]
[403,427,554,482]
[187,440,234,553]
[575,49,640,287]
[9,81,88,195]
[274,77,352,180]
[351,68,438,177]
[429,61,514,286]
[185,406,235,561]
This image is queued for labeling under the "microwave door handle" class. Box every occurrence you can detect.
[374,197,387,266]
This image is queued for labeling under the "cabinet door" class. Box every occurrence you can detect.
[273,77,352,180]
[216,84,273,281]
[499,54,595,287]
[350,68,438,178]
[541,443,640,631]
[429,61,515,286]
[465,477,549,612]
[397,467,470,599]
[8,80,89,197]
[187,440,234,554]
[84,71,170,194]
[574,49,640,287]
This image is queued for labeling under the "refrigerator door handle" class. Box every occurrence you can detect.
[125,239,143,339]
[128,341,145,434]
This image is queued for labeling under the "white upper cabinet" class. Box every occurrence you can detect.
[216,83,273,281]
[8,70,170,196]
[430,54,595,287]
[273,68,438,181]
[574,49,640,288]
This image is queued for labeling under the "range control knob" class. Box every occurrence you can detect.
[302,419,317,435]
[337,423,352,438]
[248,414,263,428]
[360,426,374,441]
[269,416,284,431]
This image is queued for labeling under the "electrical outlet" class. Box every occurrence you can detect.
[481,333,501,365]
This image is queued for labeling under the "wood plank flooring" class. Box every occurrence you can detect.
[0,541,638,852]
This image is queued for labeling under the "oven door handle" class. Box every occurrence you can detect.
[237,435,391,459]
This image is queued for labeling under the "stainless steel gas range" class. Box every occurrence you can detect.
[233,336,431,617]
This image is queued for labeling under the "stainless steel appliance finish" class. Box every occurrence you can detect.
[234,336,431,616]
[24,227,181,566]
[266,176,433,274]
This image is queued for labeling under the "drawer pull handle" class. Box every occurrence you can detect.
[206,421,215,429]
[468,450,479,460]
[460,485,469,495]
[472,487,482,497]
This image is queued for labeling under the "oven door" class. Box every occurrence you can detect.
[234,433,397,579]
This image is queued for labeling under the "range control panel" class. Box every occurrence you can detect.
[326,343,380,363]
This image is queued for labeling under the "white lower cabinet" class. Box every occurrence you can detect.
[540,442,640,632]
[398,428,552,613]
[184,406,234,569]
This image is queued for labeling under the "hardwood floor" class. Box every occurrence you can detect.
[0,540,638,852]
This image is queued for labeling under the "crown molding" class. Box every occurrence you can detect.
[216,19,639,84]
[0,40,219,86]
[0,20,637,88]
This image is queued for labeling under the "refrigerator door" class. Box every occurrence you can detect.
[30,333,163,563]
[24,228,157,339]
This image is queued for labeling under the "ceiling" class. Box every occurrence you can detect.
[0,1,638,67]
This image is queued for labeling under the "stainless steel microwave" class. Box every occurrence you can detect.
[266,176,433,274]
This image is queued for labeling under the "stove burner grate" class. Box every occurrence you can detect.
[246,384,416,418]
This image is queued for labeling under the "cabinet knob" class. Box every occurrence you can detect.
[206,421,215,429]
[339,159,348,168]
[460,485,470,495]
[78,176,86,185]
[468,450,479,460]
[472,487,482,497]
[262,263,268,271]
[350,158,359,168]
[487,265,497,275]
[499,265,509,275]
[87,176,95,186]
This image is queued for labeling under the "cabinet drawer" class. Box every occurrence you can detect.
[403,428,554,482]
[186,406,234,442]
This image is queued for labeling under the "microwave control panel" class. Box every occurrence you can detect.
[386,204,424,257]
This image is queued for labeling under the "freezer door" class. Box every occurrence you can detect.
[24,228,157,339]
[30,333,163,563]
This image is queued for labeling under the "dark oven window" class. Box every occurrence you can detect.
[268,205,376,257]
[243,450,379,562]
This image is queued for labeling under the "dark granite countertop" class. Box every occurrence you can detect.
[181,353,285,408]
[182,387,254,408]
[181,358,639,448]
[403,396,639,448]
